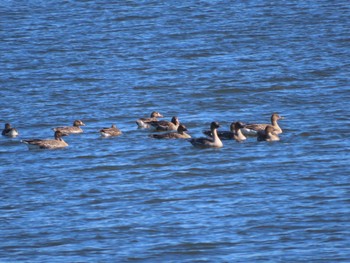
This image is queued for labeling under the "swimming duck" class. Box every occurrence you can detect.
[257,125,280,142]
[21,131,69,150]
[242,113,284,136]
[136,111,164,128]
[149,124,191,139]
[150,116,180,132]
[203,121,246,142]
[100,124,122,137]
[53,120,85,134]
[189,122,223,148]
[2,123,19,137]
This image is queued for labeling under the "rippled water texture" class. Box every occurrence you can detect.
[1,1,350,262]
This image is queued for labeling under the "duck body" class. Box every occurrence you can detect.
[150,124,191,139]
[2,123,19,137]
[150,116,180,132]
[203,121,246,142]
[257,125,280,142]
[22,131,69,150]
[136,111,163,129]
[190,122,223,148]
[242,113,284,136]
[53,120,85,134]
[100,124,122,137]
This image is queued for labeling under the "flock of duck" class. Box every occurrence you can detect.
[1,112,284,150]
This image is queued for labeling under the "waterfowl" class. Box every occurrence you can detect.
[257,125,280,142]
[189,122,223,148]
[53,120,85,134]
[136,111,164,128]
[2,123,19,137]
[242,113,284,136]
[203,121,246,142]
[100,124,122,137]
[149,124,191,139]
[150,116,180,132]
[21,131,69,150]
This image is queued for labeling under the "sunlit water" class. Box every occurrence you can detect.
[1,1,350,262]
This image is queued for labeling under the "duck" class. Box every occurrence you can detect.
[2,123,19,137]
[136,111,164,128]
[257,125,280,142]
[149,124,191,139]
[53,120,85,134]
[100,124,122,137]
[21,131,69,150]
[203,121,246,142]
[150,116,180,132]
[189,122,223,148]
[241,113,284,136]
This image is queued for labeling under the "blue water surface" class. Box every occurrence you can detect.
[1,1,350,262]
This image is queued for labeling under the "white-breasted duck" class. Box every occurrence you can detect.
[149,124,191,139]
[257,125,280,142]
[242,113,284,136]
[53,120,85,134]
[150,116,180,132]
[21,131,69,150]
[2,123,19,137]
[136,111,164,129]
[189,122,223,148]
[100,124,122,137]
[203,121,246,142]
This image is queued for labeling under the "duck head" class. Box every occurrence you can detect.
[73,120,85,127]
